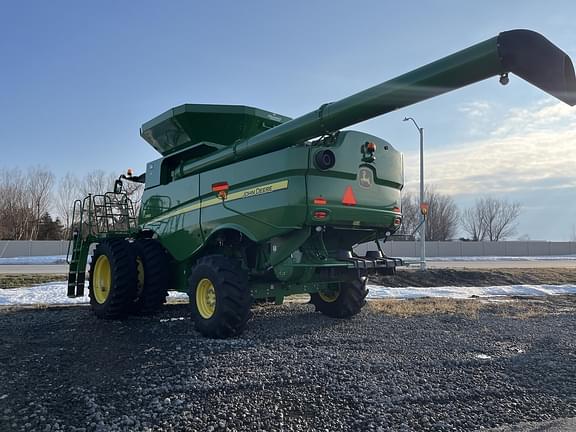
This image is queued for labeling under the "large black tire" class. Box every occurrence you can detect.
[188,255,252,338]
[310,278,368,318]
[130,239,170,316]
[88,239,137,319]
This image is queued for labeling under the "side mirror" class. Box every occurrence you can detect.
[114,179,123,194]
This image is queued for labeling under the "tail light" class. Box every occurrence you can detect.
[314,211,328,219]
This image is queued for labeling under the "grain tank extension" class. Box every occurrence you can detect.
[67,30,575,338]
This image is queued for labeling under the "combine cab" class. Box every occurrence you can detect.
[68,30,575,338]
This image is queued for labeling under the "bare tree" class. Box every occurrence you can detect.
[0,166,55,240]
[27,166,55,240]
[79,170,118,197]
[0,168,29,239]
[425,187,459,241]
[461,196,521,241]
[396,192,419,238]
[461,206,486,241]
[396,187,459,241]
[55,172,82,238]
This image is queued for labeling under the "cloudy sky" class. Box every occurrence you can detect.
[1,0,574,240]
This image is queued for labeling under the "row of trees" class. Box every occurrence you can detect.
[0,167,142,240]
[397,187,521,241]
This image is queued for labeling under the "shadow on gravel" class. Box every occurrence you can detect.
[247,304,346,340]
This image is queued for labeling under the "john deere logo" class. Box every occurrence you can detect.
[358,167,373,189]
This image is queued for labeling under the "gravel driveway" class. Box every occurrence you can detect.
[1,298,575,432]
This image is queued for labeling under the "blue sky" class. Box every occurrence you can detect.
[1,1,575,240]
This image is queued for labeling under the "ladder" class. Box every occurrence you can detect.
[66,192,136,297]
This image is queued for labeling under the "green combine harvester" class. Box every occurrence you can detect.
[67,30,575,338]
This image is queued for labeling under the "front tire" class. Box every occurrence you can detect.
[310,278,368,318]
[88,239,137,319]
[188,255,252,338]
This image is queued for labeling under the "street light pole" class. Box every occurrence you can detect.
[403,117,427,271]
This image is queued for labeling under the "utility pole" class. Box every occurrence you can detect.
[403,117,427,271]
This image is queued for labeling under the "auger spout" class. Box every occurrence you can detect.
[142,29,575,174]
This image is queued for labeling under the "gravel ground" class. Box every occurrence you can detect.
[1,298,575,432]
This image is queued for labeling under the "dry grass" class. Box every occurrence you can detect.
[369,295,576,319]
[0,274,66,289]
[369,298,483,318]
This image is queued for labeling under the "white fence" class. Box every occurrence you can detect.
[0,241,71,258]
[356,241,576,257]
[1,240,576,259]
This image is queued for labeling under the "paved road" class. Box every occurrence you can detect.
[0,264,68,274]
[404,260,576,269]
[1,260,576,274]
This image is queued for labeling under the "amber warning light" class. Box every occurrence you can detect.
[420,203,429,215]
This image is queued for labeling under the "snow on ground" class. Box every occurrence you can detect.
[0,255,67,265]
[366,284,576,299]
[1,281,576,306]
[0,282,189,306]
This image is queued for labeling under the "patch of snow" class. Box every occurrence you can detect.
[159,317,188,322]
[0,282,189,306]
[0,255,67,265]
[475,354,492,360]
[0,282,87,305]
[366,284,576,299]
[1,281,575,306]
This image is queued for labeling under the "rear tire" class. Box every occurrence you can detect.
[130,239,170,316]
[188,255,252,338]
[89,239,137,319]
[310,278,368,318]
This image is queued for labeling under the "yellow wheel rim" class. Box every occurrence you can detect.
[136,256,145,296]
[318,285,340,303]
[196,278,216,319]
[93,255,112,304]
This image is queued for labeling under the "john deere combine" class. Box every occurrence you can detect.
[67,30,575,338]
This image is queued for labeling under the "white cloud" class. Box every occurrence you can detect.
[458,101,492,118]
[403,99,576,197]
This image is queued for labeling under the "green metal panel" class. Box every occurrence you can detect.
[140,146,310,262]
[199,146,309,244]
[140,104,291,156]
[305,131,402,229]
[140,175,203,261]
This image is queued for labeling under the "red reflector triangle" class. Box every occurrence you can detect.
[342,186,357,206]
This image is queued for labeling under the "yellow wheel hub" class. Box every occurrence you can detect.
[196,278,216,319]
[318,286,340,303]
[93,255,112,304]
